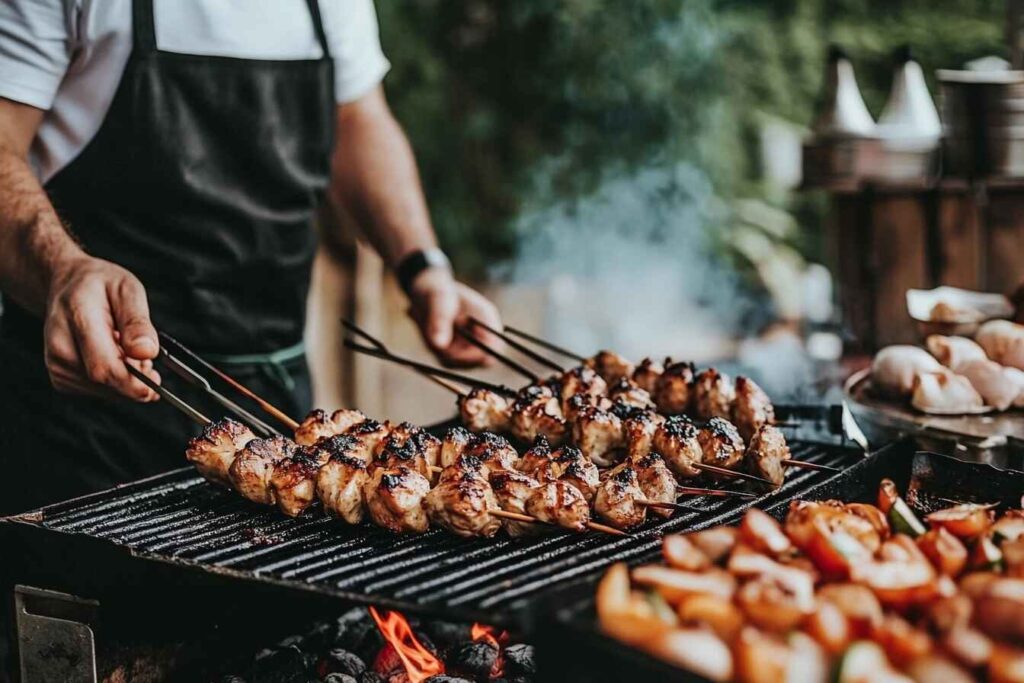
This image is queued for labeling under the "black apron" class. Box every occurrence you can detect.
[0,0,335,514]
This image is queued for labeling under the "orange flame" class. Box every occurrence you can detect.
[471,623,509,678]
[369,607,444,683]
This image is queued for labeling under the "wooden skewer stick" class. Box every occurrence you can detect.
[781,459,840,473]
[638,499,698,512]
[341,319,466,397]
[586,521,630,536]
[468,318,565,373]
[489,509,540,524]
[125,363,211,426]
[158,332,300,432]
[455,326,540,382]
[344,339,518,397]
[502,325,588,363]
[678,486,757,499]
[691,462,772,486]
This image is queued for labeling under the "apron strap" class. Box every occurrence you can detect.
[131,0,158,54]
[304,0,333,60]
[204,339,307,393]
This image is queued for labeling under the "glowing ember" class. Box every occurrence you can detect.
[368,607,444,683]
[471,623,509,678]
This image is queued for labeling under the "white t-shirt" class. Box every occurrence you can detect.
[0,0,391,182]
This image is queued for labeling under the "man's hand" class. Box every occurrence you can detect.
[407,268,505,367]
[44,255,161,401]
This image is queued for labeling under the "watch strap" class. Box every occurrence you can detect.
[396,248,451,294]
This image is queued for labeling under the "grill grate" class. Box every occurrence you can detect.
[2,418,860,626]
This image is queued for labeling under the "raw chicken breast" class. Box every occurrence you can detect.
[925,335,987,370]
[956,358,1024,410]
[871,345,942,397]
[976,320,1024,370]
[911,369,984,413]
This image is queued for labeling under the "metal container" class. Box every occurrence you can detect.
[939,69,1024,177]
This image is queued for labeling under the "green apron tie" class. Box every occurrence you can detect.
[204,340,306,393]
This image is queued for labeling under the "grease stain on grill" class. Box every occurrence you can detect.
[241,526,286,546]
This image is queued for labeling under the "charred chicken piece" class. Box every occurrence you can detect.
[409,429,442,471]
[633,452,677,518]
[294,408,368,446]
[316,450,369,525]
[345,419,391,463]
[652,415,703,479]
[373,436,433,481]
[510,385,568,445]
[518,437,556,481]
[622,409,664,461]
[423,467,502,538]
[525,480,591,532]
[229,436,300,505]
[462,432,520,474]
[594,464,647,530]
[553,446,601,503]
[608,377,655,410]
[490,470,544,537]
[559,366,608,412]
[693,368,736,421]
[270,449,325,517]
[459,388,512,433]
[632,357,664,394]
[363,466,431,533]
[186,418,256,487]
[587,350,635,385]
[563,392,611,424]
[572,404,625,467]
[440,426,475,468]
[653,361,695,415]
[745,425,790,488]
[697,417,746,478]
[732,376,776,442]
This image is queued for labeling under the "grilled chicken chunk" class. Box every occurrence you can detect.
[587,350,635,385]
[440,426,474,468]
[559,366,608,412]
[459,388,512,433]
[622,410,663,461]
[632,357,664,394]
[363,466,431,533]
[745,425,791,488]
[345,419,391,462]
[553,446,601,503]
[229,436,300,505]
[423,467,502,538]
[373,436,433,481]
[186,418,256,487]
[463,432,520,474]
[572,404,624,467]
[693,368,736,421]
[732,376,776,442]
[653,361,695,415]
[563,392,606,423]
[652,415,703,478]
[633,452,677,518]
[510,385,567,445]
[294,408,367,446]
[525,480,591,532]
[594,464,647,530]
[518,437,555,481]
[608,377,655,410]
[316,450,369,524]
[490,470,543,537]
[270,449,325,517]
[697,417,745,476]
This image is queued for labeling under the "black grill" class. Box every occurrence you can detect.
[1,412,862,628]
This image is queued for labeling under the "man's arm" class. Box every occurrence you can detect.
[328,86,502,366]
[0,97,158,399]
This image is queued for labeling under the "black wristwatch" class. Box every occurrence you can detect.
[396,248,452,294]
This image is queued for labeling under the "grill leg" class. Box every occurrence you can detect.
[13,586,98,683]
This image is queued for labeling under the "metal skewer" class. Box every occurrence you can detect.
[344,339,517,397]
[158,332,300,432]
[468,318,565,373]
[455,326,540,382]
[502,325,588,362]
[125,363,211,427]
[159,348,281,438]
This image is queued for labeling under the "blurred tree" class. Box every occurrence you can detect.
[377,0,1005,277]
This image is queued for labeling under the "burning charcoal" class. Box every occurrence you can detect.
[251,644,310,683]
[354,627,386,666]
[448,641,498,680]
[323,675,359,683]
[319,648,367,678]
[220,676,247,683]
[335,608,376,649]
[424,677,473,683]
[412,630,439,658]
[421,621,470,649]
[502,644,536,677]
[359,673,386,683]
[301,621,335,652]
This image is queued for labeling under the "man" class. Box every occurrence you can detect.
[0,0,502,514]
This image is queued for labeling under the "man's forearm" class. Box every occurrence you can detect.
[0,145,83,316]
[329,87,438,268]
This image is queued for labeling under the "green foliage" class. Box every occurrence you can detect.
[378,1,1005,276]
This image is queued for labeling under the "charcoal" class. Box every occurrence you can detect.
[220,676,247,683]
[412,630,439,658]
[319,648,367,678]
[301,621,335,652]
[423,677,473,683]
[448,641,498,680]
[353,627,385,664]
[502,644,536,677]
[335,608,375,650]
[323,675,358,683]
[277,634,304,649]
[421,621,470,649]
[359,673,386,683]
[251,645,310,683]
